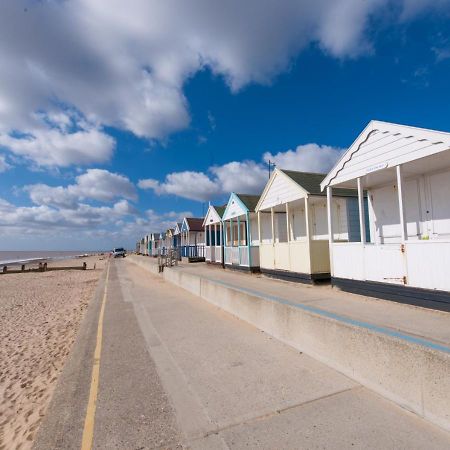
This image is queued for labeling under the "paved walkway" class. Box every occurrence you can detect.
[138,256,450,348]
[35,259,450,449]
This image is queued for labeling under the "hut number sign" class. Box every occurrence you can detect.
[366,162,388,174]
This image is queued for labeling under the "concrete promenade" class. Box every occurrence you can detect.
[34,258,450,449]
[129,255,450,433]
[132,255,450,347]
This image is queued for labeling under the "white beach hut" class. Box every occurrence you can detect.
[256,168,359,283]
[203,205,226,264]
[180,218,206,260]
[150,232,160,257]
[165,228,175,251]
[222,193,260,271]
[139,237,146,255]
[321,120,450,310]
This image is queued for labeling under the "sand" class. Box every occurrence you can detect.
[0,255,106,450]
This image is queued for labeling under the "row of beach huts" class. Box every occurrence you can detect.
[136,120,450,310]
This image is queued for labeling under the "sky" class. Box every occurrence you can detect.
[1,0,450,250]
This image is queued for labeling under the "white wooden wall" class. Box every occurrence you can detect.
[368,168,450,243]
[259,171,305,210]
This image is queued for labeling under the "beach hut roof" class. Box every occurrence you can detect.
[283,170,357,197]
[185,217,204,231]
[235,193,260,211]
[215,205,226,217]
[321,120,450,190]
[202,204,227,226]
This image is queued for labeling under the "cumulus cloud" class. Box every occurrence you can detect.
[263,143,345,174]
[0,110,115,167]
[0,0,446,167]
[139,171,221,201]
[210,161,268,194]
[72,169,137,202]
[139,143,343,201]
[0,192,191,250]
[25,169,137,208]
[0,197,134,231]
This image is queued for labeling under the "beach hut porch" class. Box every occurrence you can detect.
[322,121,450,306]
[180,218,206,260]
[204,223,223,263]
[223,213,259,270]
[257,196,347,282]
[328,155,450,294]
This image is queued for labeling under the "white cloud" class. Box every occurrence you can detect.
[263,143,344,174]
[0,154,11,172]
[0,197,133,231]
[210,161,268,194]
[139,143,343,202]
[0,0,446,168]
[0,111,115,167]
[25,169,137,210]
[0,192,192,250]
[73,169,137,202]
[139,171,221,201]
[137,179,160,190]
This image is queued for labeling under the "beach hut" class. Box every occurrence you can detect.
[150,232,160,256]
[255,168,360,283]
[180,218,206,260]
[173,222,182,250]
[203,205,225,264]
[320,120,450,308]
[222,193,260,271]
[139,237,146,255]
[158,231,167,255]
[165,228,175,251]
[147,232,158,256]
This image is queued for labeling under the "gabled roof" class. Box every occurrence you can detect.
[235,194,260,211]
[223,192,261,220]
[184,217,204,232]
[282,170,325,195]
[202,204,226,226]
[283,170,357,197]
[321,120,450,190]
[215,205,226,217]
[174,223,182,234]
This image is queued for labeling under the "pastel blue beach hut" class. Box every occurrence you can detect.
[222,193,260,271]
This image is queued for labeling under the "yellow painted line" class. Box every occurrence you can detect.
[81,262,110,450]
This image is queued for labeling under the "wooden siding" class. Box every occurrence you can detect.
[258,170,305,211]
[323,121,450,189]
[204,206,221,226]
[223,194,247,220]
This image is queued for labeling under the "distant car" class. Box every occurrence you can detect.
[112,248,126,258]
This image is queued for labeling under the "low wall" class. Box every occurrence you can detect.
[128,255,450,433]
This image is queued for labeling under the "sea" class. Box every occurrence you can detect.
[0,251,98,268]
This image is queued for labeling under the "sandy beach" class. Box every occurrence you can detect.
[0,255,106,450]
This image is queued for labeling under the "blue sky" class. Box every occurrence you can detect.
[1,0,450,250]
